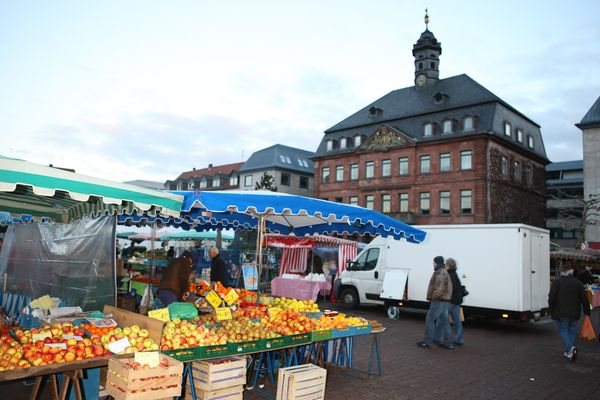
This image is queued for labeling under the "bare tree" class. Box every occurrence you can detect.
[552,191,600,245]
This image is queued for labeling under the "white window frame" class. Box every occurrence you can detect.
[423,123,433,137]
[382,194,391,213]
[365,195,374,210]
[442,120,453,134]
[354,136,362,147]
[326,140,333,151]
[460,189,472,214]
[420,155,431,174]
[399,193,409,213]
[504,121,512,137]
[335,165,344,182]
[340,137,347,149]
[399,157,409,176]
[460,150,472,170]
[420,192,430,215]
[439,191,451,215]
[382,159,391,177]
[244,175,252,187]
[440,153,451,172]
[517,129,523,143]
[349,196,358,206]
[527,135,534,149]
[365,161,375,179]
[463,116,474,131]
[322,167,330,183]
[350,163,359,180]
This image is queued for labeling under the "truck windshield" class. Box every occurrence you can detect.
[353,248,380,271]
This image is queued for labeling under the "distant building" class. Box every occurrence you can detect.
[238,144,314,195]
[124,180,165,191]
[576,95,600,249]
[165,162,245,191]
[545,160,583,249]
[312,15,548,226]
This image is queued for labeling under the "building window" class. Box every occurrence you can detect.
[354,135,362,147]
[513,161,521,181]
[281,172,290,186]
[322,167,330,184]
[382,194,391,213]
[349,196,358,206]
[440,153,451,172]
[299,176,309,189]
[420,192,430,215]
[365,195,374,210]
[187,181,194,190]
[420,155,431,174]
[335,165,344,182]
[423,123,433,137]
[349,163,359,180]
[501,156,509,176]
[460,190,472,214]
[244,175,252,187]
[365,161,375,179]
[527,135,534,149]
[442,120,453,134]
[399,157,409,176]
[229,175,238,186]
[340,137,347,149]
[517,129,523,143]
[525,165,533,186]
[460,150,472,170]
[439,191,451,215]
[463,116,474,131]
[382,159,391,177]
[399,193,409,213]
[504,121,512,137]
[200,179,207,188]
[326,140,333,151]
[335,197,343,203]
[213,177,221,187]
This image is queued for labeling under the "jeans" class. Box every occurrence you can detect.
[557,318,578,353]
[157,288,178,306]
[434,303,464,345]
[423,301,450,345]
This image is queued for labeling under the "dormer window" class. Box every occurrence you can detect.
[433,91,447,104]
[340,137,347,149]
[213,177,221,187]
[354,135,362,147]
[463,116,474,131]
[504,122,512,137]
[423,123,433,137]
[442,119,453,134]
[368,107,382,118]
[229,175,238,186]
[326,140,333,151]
[199,178,207,188]
[517,129,523,143]
[527,135,534,149]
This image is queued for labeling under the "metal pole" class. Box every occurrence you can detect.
[256,215,265,305]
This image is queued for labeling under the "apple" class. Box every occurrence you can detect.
[64,352,76,362]
[139,329,149,338]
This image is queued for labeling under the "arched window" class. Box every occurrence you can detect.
[326,140,333,151]
[423,123,433,137]
[340,137,347,149]
[442,120,453,134]
[354,135,362,147]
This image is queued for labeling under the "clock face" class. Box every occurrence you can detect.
[416,74,426,87]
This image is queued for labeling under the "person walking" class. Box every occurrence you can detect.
[437,258,464,346]
[417,256,453,349]
[548,266,590,361]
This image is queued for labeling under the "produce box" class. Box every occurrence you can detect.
[332,324,371,339]
[282,333,311,347]
[310,329,333,342]
[104,305,164,344]
[106,353,183,400]
[276,363,326,400]
[190,356,246,391]
[264,336,287,350]
[230,339,266,354]
[163,343,234,362]
[185,384,244,400]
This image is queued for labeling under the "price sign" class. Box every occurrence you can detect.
[206,290,222,309]
[109,337,131,354]
[224,289,239,306]
[268,307,282,319]
[32,332,52,342]
[62,334,83,341]
[148,308,170,322]
[215,307,232,321]
[47,343,67,350]
[87,318,117,328]
[135,351,160,368]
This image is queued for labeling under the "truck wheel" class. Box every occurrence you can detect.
[387,306,400,319]
[340,287,359,310]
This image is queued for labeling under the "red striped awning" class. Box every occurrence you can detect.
[550,250,593,262]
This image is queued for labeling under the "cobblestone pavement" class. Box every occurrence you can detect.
[4,304,600,399]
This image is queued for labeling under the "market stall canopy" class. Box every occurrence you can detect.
[264,233,358,248]
[161,230,235,241]
[0,155,183,222]
[116,231,138,239]
[174,190,426,243]
[550,250,597,262]
[127,230,169,241]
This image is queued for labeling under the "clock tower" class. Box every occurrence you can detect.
[413,10,442,88]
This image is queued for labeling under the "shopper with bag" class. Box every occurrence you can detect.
[548,266,591,361]
[434,258,465,347]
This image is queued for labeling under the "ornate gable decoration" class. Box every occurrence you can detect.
[361,125,414,151]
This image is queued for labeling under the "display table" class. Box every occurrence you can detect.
[270,277,331,301]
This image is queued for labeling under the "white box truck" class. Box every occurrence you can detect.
[333,224,550,321]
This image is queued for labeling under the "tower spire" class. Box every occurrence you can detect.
[424,8,429,30]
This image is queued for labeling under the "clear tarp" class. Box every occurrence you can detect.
[0,216,116,311]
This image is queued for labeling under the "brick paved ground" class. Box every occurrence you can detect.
[4,304,600,399]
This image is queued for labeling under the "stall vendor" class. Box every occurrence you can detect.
[158,252,193,306]
[209,247,228,285]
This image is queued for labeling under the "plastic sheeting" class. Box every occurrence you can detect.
[0,216,116,311]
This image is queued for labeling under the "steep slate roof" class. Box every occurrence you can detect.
[238,144,314,174]
[176,162,244,180]
[576,96,600,129]
[316,74,547,160]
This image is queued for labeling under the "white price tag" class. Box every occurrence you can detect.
[63,334,83,341]
[109,337,131,354]
[47,343,67,350]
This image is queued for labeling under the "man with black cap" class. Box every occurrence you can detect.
[417,256,453,349]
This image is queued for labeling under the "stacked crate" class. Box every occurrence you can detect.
[185,356,246,400]
[276,364,327,400]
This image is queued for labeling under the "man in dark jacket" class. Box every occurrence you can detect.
[209,247,228,285]
[548,267,590,361]
[435,258,464,346]
[418,256,453,349]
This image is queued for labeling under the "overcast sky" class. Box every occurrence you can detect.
[1,1,599,183]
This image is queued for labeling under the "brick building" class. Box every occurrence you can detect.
[312,17,548,227]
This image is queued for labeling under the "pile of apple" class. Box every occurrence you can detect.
[160,318,225,350]
[100,325,159,353]
[268,297,319,312]
[264,310,317,335]
[109,358,178,394]
[210,319,280,343]
[233,305,267,320]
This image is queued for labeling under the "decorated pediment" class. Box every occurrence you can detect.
[361,125,415,151]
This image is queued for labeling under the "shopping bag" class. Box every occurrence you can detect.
[459,307,465,322]
[579,315,596,341]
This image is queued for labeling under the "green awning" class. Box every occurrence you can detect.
[0,155,183,222]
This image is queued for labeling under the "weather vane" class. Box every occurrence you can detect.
[424,8,429,29]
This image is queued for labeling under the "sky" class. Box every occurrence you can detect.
[1,1,599,183]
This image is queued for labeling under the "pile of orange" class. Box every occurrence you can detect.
[79,322,116,336]
[314,316,348,330]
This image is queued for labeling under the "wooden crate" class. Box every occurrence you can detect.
[185,384,244,400]
[190,356,246,391]
[106,353,183,400]
[104,305,164,344]
[276,364,327,400]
